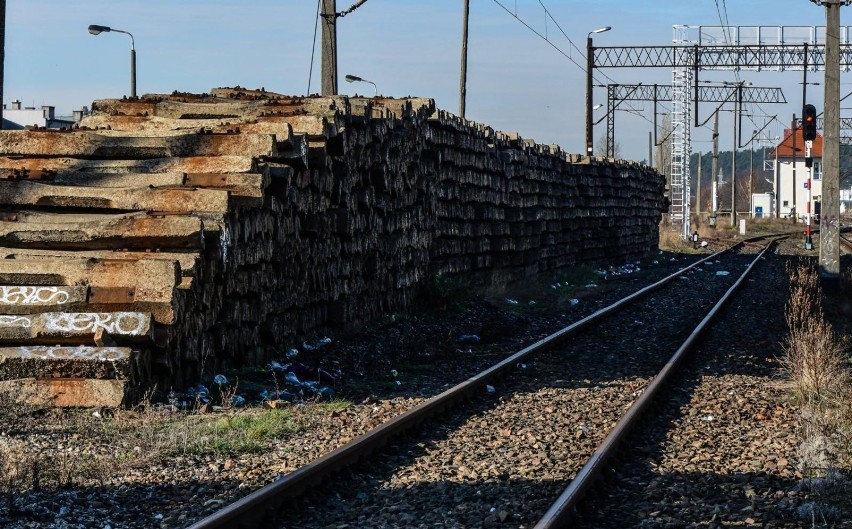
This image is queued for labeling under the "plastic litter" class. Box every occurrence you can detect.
[284,372,301,386]
[302,337,332,351]
[716,271,730,276]
[285,348,299,359]
[458,334,481,343]
[528,300,536,306]
[230,395,246,407]
[286,360,336,383]
[315,386,335,398]
[186,384,210,404]
[486,384,496,393]
[269,360,289,372]
[505,298,519,305]
[259,389,297,402]
[569,298,579,306]
[213,374,228,385]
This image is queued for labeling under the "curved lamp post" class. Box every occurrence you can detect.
[344,74,377,97]
[88,24,136,98]
[586,26,611,156]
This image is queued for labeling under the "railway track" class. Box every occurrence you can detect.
[578,246,802,527]
[186,235,783,529]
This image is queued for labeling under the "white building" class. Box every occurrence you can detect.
[2,100,88,130]
[768,128,823,220]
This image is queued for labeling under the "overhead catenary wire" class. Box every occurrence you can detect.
[491,0,655,121]
[490,0,615,90]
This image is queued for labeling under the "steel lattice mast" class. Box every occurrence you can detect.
[588,25,852,237]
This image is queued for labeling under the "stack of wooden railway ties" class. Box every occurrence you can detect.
[0,86,662,408]
[0,87,432,407]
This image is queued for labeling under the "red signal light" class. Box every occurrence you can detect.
[803,104,817,141]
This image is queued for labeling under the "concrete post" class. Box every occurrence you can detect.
[821,0,841,281]
[321,0,338,96]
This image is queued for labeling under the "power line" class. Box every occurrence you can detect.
[491,0,650,118]
[307,0,322,95]
[490,0,585,71]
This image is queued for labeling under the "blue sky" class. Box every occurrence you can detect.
[5,0,835,162]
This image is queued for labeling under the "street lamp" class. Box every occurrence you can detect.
[344,74,377,97]
[586,26,611,157]
[88,24,136,98]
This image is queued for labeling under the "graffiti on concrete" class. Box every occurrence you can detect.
[0,315,32,328]
[14,345,129,362]
[0,286,73,306]
[42,312,150,336]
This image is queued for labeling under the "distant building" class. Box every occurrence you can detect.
[2,99,89,130]
[768,128,823,220]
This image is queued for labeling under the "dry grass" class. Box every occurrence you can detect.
[781,263,852,518]
[658,220,702,252]
[0,378,351,500]
[782,264,849,403]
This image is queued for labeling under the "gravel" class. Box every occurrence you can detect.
[0,232,848,529]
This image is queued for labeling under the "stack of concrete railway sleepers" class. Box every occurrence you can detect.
[0,87,435,406]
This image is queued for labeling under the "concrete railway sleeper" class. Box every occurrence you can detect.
[187,235,781,529]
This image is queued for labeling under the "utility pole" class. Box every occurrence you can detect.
[585,35,594,156]
[321,0,338,96]
[750,134,755,217]
[711,111,719,227]
[696,152,702,219]
[791,115,798,221]
[731,102,738,227]
[648,131,653,169]
[459,0,469,117]
[821,0,842,283]
[0,0,5,130]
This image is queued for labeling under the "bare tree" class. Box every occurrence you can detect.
[655,113,672,176]
[594,133,622,159]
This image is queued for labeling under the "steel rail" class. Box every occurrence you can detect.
[840,233,852,252]
[187,238,772,529]
[533,238,779,528]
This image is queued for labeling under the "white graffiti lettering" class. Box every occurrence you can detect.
[41,312,149,336]
[0,286,72,306]
[15,346,129,362]
[0,315,32,328]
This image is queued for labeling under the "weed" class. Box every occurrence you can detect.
[185,408,300,457]
[782,262,852,518]
[313,399,352,413]
[782,263,849,403]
